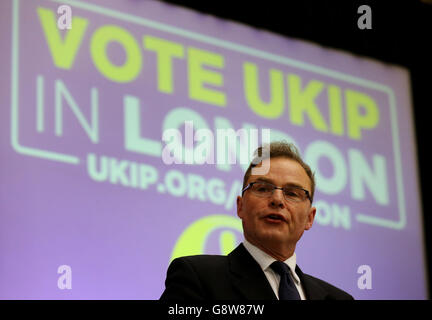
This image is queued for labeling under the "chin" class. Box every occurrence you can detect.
[259,230,288,243]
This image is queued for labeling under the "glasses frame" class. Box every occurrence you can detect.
[241,181,312,203]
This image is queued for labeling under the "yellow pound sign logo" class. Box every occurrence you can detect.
[170,214,242,262]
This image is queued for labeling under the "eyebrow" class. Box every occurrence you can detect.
[254,177,306,190]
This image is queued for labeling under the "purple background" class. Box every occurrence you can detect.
[0,0,427,299]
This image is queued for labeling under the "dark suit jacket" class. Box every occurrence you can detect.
[160,244,354,300]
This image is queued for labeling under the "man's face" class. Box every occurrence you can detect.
[237,157,316,252]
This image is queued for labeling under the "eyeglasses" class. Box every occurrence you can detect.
[241,181,312,203]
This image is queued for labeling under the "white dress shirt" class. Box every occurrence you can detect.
[243,240,306,300]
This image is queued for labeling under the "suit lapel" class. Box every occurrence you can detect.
[227,244,277,300]
[295,265,329,300]
[227,244,332,300]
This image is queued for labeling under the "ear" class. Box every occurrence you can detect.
[305,206,316,230]
[236,196,243,219]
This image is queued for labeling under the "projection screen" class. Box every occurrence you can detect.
[0,0,427,299]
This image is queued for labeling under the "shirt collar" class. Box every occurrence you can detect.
[243,239,301,285]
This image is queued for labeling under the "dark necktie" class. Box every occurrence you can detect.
[270,261,301,300]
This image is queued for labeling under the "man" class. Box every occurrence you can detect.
[160,141,353,300]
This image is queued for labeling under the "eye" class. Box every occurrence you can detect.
[254,183,272,192]
[283,188,301,197]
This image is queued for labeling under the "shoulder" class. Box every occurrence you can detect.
[168,254,229,277]
[160,255,230,300]
[302,273,354,300]
[172,254,228,267]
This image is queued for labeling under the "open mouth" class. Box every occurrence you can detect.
[264,214,285,222]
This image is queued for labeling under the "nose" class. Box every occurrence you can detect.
[269,189,285,209]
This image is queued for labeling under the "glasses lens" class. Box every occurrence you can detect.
[283,187,305,202]
[249,182,308,202]
[251,182,274,196]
